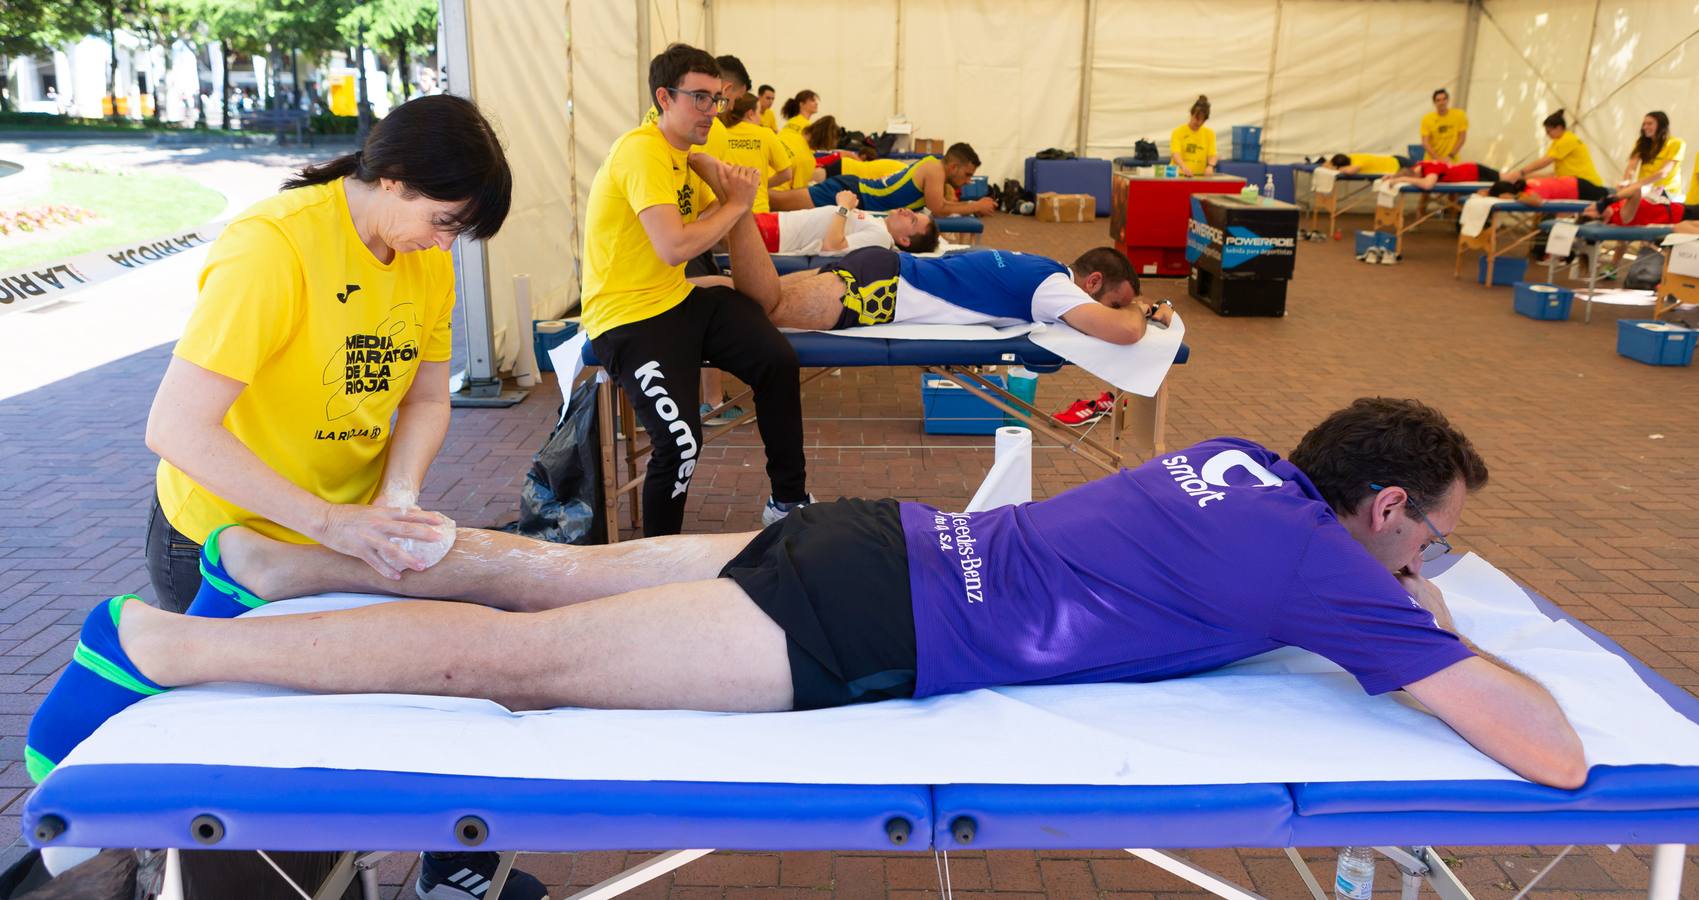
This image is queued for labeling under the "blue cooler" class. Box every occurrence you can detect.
[1512,283,1573,320]
[1478,255,1528,286]
[533,320,579,372]
[1616,320,1698,366]
[1355,231,1396,255]
[922,373,1007,435]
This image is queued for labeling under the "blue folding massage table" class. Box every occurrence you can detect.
[1293,163,1381,237]
[1537,220,1678,321]
[1454,199,1592,286]
[1370,182,1491,257]
[22,552,1699,900]
[583,329,1189,540]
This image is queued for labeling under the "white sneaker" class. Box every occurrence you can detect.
[762,494,815,526]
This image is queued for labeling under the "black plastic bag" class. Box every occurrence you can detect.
[514,378,607,544]
[1625,248,1666,290]
[1133,139,1159,164]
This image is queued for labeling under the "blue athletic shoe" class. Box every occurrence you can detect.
[186,524,267,618]
[26,596,168,783]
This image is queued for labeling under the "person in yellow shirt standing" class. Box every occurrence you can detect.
[1502,109,1604,193]
[1420,89,1468,162]
[141,93,551,900]
[719,94,794,213]
[757,83,778,131]
[583,43,812,535]
[1170,95,1217,177]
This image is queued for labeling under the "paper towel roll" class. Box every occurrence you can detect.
[967,426,1033,512]
[513,274,538,388]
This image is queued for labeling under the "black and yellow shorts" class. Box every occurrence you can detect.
[822,246,902,328]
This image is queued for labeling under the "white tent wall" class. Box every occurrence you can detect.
[1466,0,1699,195]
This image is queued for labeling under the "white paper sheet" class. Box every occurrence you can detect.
[1459,196,1507,237]
[1547,221,1581,258]
[1312,167,1340,195]
[59,554,1699,787]
[1663,235,1699,278]
[1375,179,1399,208]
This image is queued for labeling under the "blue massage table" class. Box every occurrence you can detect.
[1371,182,1491,257]
[1538,220,1677,321]
[1293,163,1381,238]
[1455,200,1593,286]
[582,330,1189,540]
[22,553,1697,900]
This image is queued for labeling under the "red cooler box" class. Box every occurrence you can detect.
[1118,174,1245,277]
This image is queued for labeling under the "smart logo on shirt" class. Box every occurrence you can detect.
[1161,449,1284,508]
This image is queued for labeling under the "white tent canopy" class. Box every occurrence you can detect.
[443,0,1699,382]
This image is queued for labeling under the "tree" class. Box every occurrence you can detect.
[0,0,100,112]
[341,0,434,102]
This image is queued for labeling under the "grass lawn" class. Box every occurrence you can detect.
[0,168,225,270]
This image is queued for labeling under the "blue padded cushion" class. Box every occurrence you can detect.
[583,334,1190,371]
[932,783,1293,849]
[1537,221,1674,241]
[1294,765,1699,815]
[935,216,984,234]
[1024,157,1113,215]
[1217,161,1265,183]
[25,765,933,852]
[1490,200,1593,215]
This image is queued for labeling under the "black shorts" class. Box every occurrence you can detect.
[720,498,918,710]
[1684,204,1699,222]
[1393,155,1413,171]
[1575,179,1610,202]
[819,246,901,329]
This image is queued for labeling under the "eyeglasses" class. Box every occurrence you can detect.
[665,87,728,113]
[1369,483,1453,562]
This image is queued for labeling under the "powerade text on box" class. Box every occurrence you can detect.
[1186,195,1299,280]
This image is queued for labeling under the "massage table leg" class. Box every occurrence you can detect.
[1282,848,1328,899]
[595,375,621,544]
[1126,849,1268,900]
[1649,844,1687,900]
[930,367,1122,473]
[1586,241,1601,323]
[566,849,714,900]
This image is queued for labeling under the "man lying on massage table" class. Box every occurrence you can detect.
[767,143,996,218]
[756,189,941,255]
[29,398,1587,790]
[737,244,1175,342]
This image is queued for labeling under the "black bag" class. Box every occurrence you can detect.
[999,177,1034,214]
[1133,139,1159,164]
[1035,147,1076,161]
[872,132,898,158]
[513,378,607,544]
[1624,248,1667,290]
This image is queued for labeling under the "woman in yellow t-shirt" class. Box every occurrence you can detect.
[1502,109,1605,198]
[780,89,819,134]
[717,94,794,212]
[1169,95,1217,177]
[144,94,514,614]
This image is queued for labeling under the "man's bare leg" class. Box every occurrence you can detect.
[222,526,759,611]
[724,210,780,313]
[120,580,794,712]
[768,187,815,211]
[770,270,854,330]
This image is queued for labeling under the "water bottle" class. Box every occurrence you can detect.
[1263,173,1277,201]
[1334,847,1375,899]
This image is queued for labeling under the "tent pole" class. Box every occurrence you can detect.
[1571,0,1602,151]
[893,0,904,114]
[703,0,714,52]
[1260,0,1282,154]
[636,0,651,123]
[441,0,523,407]
[1455,0,1481,108]
[1075,0,1097,157]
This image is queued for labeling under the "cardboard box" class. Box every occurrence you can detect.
[1037,192,1096,223]
[914,138,944,154]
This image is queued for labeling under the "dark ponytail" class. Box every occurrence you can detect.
[719,93,760,129]
[282,94,512,240]
[1542,109,1567,130]
[1191,94,1211,121]
[781,89,817,120]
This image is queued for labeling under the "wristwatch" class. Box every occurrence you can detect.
[835,205,851,217]
[1145,298,1172,319]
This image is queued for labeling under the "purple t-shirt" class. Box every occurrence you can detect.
[900,437,1473,699]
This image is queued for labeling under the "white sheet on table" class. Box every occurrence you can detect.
[1312,167,1339,194]
[59,554,1699,787]
[1547,221,1580,257]
[1459,196,1506,237]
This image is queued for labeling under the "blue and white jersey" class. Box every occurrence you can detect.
[894,250,1092,326]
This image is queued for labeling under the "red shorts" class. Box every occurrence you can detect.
[1417,161,1485,183]
[754,212,781,253]
[1607,200,1685,226]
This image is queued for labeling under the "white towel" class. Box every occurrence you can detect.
[1375,178,1400,208]
[1459,195,1506,237]
[1546,221,1581,258]
[1312,167,1339,194]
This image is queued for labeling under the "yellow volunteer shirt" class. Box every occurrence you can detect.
[1347,153,1402,175]
[760,107,777,131]
[841,157,909,180]
[1420,108,1468,160]
[1547,131,1601,185]
[1170,124,1216,174]
[581,122,716,339]
[1637,137,1685,194]
[722,120,793,212]
[157,179,455,544]
[783,114,811,134]
[777,127,816,189]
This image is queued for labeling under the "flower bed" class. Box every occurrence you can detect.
[0,205,100,237]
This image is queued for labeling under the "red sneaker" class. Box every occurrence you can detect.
[1052,398,1104,427]
[1090,391,1116,417]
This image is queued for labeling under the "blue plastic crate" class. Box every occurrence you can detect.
[921,373,1006,435]
[1617,319,1698,366]
[533,319,578,372]
[1478,255,1527,286]
[1231,125,1263,143]
[960,175,989,200]
[1230,138,1261,162]
[1355,231,1396,255]
[1512,283,1573,320]
[1408,144,1426,162]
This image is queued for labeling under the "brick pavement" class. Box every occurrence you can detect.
[0,211,1696,897]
